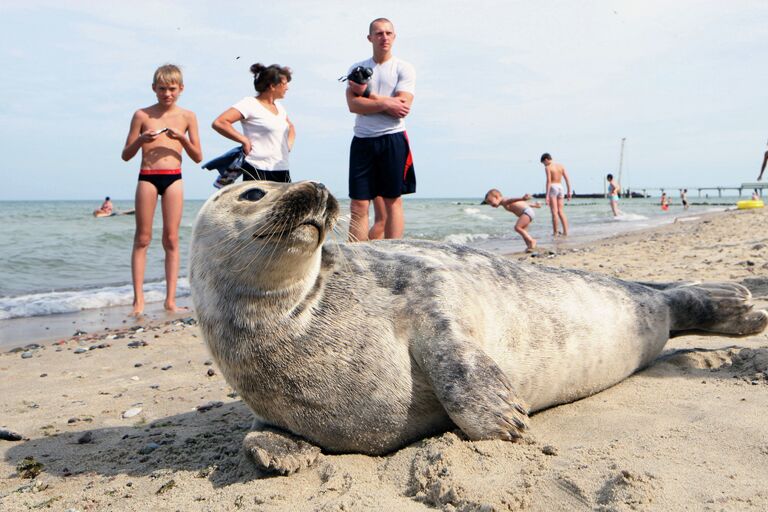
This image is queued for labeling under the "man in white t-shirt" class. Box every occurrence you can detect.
[345,18,416,242]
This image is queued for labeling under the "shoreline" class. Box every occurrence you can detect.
[0,297,193,352]
[1,206,767,510]
[0,206,716,350]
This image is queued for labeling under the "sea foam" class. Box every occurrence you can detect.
[0,279,191,320]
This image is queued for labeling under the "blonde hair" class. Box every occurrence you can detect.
[153,64,183,86]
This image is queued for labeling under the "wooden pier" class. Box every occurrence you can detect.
[630,183,768,198]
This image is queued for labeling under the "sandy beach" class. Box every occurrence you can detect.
[2,207,767,511]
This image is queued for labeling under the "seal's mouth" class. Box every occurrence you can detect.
[299,219,323,233]
[252,219,325,243]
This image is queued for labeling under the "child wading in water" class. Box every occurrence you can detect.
[121,64,203,316]
[606,173,622,217]
[660,192,670,211]
[484,189,542,252]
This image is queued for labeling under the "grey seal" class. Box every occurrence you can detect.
[190,181,768,474]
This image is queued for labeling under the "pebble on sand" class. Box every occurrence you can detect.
[122,407,142,419]
[0,429,24,441]
[196,401,224,412]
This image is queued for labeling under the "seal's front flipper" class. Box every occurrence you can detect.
[413,339,529,441]
[242,429,322,475]
[666,282,768,337]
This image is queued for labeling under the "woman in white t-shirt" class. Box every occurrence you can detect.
[212,63,295,182]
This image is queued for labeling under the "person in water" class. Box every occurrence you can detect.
[541,153,572,236]
[96,196,113,216]
[660,192,670,211]
[121,64,202,316]
[606,174,622,217]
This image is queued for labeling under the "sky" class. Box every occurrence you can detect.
[1,0,767,200]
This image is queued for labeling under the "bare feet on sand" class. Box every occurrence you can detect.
[526,240,537,253]
[131,300,144,317]
[164,302,189,314]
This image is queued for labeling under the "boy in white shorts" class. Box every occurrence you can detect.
[483,189,542,252]
[541,153,572,236]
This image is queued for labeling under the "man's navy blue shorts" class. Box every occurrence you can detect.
[348,131,416,200]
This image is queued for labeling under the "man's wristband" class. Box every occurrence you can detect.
[362,86,371,98]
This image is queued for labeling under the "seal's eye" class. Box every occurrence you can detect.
[240,188,266,202]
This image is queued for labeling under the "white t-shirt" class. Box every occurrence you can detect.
[232,97,290,170]
[349,56,415,138]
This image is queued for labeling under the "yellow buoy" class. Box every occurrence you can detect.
[737,200,764,210]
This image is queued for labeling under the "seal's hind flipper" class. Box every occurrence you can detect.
[636,281,695,291]
[665,282,768,337]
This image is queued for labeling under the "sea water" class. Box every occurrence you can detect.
[0,195,734,345]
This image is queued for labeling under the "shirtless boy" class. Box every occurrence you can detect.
[121,64,202,316]
[607,174,622,217]
[541,153,572,236]
[484,189,542,252]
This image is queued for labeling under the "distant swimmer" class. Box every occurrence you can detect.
[606,174,622,217]
[483,189,542,252]
[680,189,689,210]
[660,192,670,211]
[93,196,113,217]
[541,153,571,236]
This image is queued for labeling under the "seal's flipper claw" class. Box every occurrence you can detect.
[242,429,322,475]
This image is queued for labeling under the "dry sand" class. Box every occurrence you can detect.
[2,207,768,511]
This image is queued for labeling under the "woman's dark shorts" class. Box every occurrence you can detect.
[241,161,291,183]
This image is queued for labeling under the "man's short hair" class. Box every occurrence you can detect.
[607,174,613,180]
[540,153,551,163]
[369,17,393,34]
